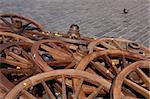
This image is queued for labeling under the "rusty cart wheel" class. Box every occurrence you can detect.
[0,31,33,44]
[111,60,150,99]
[75,49,147,98]
[0,32,34,69]
[0,13,50,41]
[0,13,46,33]
[88,38,150,57]
[0,31,39,86]
[31,39,77,71]
[4,69,111,99]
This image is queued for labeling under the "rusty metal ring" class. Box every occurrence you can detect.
[127,42,140,49]
[8,47,22,55]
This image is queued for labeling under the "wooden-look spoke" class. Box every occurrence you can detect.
[0,17,11,26]
[135,68,150,90]
[87,85,103,99]
[73,78,84,99]
[0,68,32,76]
[121,87,137,98]
[122,55,127,67]
[23,22,31,29]
[62,75,67,99]
[22,90,37,99]
[65,61,76,69]
[47,60,69,66]
[41,81,56,99]
[124,78,150,98]
[112,40,123,50]
[104,54,119,74]
[123,96,138,99]
[90,61,114,79]
[10,16,14,24]
[100,41,117,49]
[2,35,6,43]
[103,54,112,66]
[8,52,30,64]
[47,42,60,49]
[47,42,71,56]
[26,27,39,31]
[4,59,30,68]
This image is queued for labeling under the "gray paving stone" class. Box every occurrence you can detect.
[103,8,148,38]
[0,0,149,46]
[135,27,150,41]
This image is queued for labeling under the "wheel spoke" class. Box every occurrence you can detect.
[16,22,31,34]
[73,78,84,98]
[10,16,14,24]
[23,22,31,29]
[26,27,39,31]
[2,35,6,43]
[65,61,76,69]
[112,40,123,50]
[122,55,127,67]
[62,75,67,99]
[22,90,37,99]
[87,85,103,99]
[100,41,117,49]
[8,52,30,64]
[135,68,150,90]
[123,96,138,99]
[103,54,119,74]
[103,54,112,66]
[90,61,114,79]
[124,78,150,98]
[0,17,12,26]
[41,81,56,99]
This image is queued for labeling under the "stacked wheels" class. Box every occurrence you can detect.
[0,13,149,99]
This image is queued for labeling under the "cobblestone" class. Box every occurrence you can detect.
[0,0,149,47]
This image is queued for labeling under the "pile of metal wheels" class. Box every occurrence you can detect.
[0,13,150,99]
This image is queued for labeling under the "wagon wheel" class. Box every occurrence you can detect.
[0,69,49,99]
[0,13,50,41]
[88,38,150,57]
[31,40,96,95]
[4,69,111,99]
[74,50,147,98]
[31,39,79,71]
[76,49,147,77]
[0,43,44,99]
[0,31,33,44]
[0,32,39,84]
[0,13,46,33]
[0,32,34,68]
[111,60,150,99]
[0,43,40,85]
[0,43,40,99]
[0,31,34,67]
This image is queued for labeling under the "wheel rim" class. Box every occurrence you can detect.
[4,69,111,99]
[111,60,150,99]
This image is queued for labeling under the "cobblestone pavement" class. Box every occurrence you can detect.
[0,0,149,47]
